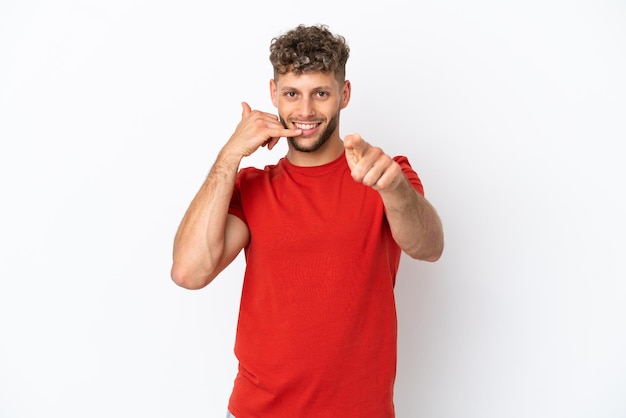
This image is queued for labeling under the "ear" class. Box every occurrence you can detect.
[270,79,278,107]
[340,80,351,109]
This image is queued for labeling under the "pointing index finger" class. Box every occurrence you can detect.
[344,133,369,160]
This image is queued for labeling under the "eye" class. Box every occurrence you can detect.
[284,91,297,98]
[316,91,328,98]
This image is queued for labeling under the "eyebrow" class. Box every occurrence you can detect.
[279,85,334,92]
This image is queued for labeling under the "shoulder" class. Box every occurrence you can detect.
[235,160,287,192]
[237,160,282,179]
[393,155,412,167]
[393,155,424,195]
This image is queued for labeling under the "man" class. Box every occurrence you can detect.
[171,24,444,418]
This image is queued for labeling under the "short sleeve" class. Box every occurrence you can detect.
[394,155,424,196]
[228,171,247,224]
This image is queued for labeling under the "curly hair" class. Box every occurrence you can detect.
[269,24,350,81]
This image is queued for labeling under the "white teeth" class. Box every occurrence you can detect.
[295,123,317,130]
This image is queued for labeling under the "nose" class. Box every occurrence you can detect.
[299,97,315,117]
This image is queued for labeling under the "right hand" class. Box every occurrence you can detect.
[227,102,302,157]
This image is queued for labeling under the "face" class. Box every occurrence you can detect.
[270,71,351,153]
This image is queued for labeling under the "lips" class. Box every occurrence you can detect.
[294,122,319,130]
[294,122,321,136]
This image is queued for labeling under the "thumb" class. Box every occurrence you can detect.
[241,102,252,119]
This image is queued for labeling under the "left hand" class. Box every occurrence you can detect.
[343,133,404,191]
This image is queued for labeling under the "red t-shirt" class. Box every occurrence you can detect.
[227,153,424,418]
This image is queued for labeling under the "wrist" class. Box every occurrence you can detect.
[218,144,245,167]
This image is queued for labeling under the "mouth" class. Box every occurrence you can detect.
[293,121,322,136]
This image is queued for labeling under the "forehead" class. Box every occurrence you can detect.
[275,71,341,91]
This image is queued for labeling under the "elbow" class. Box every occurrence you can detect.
[405,237,444,262]
[422,248,443,262]
[406,247,443,262]
[426,239,444,262]
[418,225,445,262]
[170,262,214,290]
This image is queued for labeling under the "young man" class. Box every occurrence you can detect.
[171,24,444,418]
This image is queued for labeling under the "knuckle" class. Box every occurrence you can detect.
[350,169,363,182]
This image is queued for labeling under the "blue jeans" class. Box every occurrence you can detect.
[226,411,235,418]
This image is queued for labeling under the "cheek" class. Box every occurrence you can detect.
[276,100,297,115]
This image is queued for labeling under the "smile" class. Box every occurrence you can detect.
[294,122,320,130]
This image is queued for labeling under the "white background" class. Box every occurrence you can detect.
[1,1,625,417]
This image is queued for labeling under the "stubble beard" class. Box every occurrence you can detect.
[281,112,340,153]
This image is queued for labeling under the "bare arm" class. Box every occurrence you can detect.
[344,134,444,261]
[170,102,302,289]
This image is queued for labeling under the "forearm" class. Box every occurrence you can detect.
[171,147,243,288]
[379,177,444,261]
[170,103,302,288]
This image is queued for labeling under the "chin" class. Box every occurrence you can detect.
[288,136,327,153]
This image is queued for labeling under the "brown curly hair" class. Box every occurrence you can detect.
[269,24,350,82]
